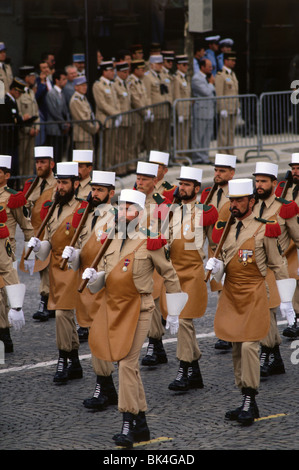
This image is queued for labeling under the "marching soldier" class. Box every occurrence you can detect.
[92,61,121,171]
[62,170,118,410]
[252,161,299,376]
[172,55,191,158]
[72,149,93,200]
[17,66,40,177]
[148,150,177,201]
[201,153,236,350]
[27,162,83,384]
[206,178,295,425]
[21,146,57,322]
[143,55,171,152]
[158,167,218,392]
[275,153,299,338]
[69,76,99,152]
[215,51,239,155]
[82,188,185,448]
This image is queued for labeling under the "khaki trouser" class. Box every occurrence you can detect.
[148,298,165,339]
[0,288,9,329]
[92,355,115,376]
[39,266,50,298]
[217,114,237,155]
[260,308,281,348]
[55,309,79,352]
[232,341,260,390]
[294,281,299,314]
[118,295,154,414]
[177,318,202,363]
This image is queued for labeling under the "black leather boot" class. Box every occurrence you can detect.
[237,387,259,425]
[168,360,190,391]
[32,295,50,322]
[67,349,83,380]
[0,327,13,353]
[141,337,167,366]
[83,374,118,410]
[215,339,232,350]
[77,327,89,343]
[132,411,150,442]
[282,316,299,338]
[260,345,271,377]
[266,345,285,376]
[188,360,204,389]
[53,350,69,384]
[114,412,135,448]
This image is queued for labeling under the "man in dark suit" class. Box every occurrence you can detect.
[45,69,70,161]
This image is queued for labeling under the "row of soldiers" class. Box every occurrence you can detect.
[0,147,298,447]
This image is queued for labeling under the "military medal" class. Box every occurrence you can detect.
[238,249,253,266]
[65,222,70,235]
[96,229,103,242]
[122,259,130,272]
[183,224,190,236]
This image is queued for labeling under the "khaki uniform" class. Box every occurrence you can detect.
[253,194,299,349]
[88,229,181,414]
[17,87,40,176]
[215,213,289,390]
[21,173,57,298]
[0,233,19,329]
[0,63,13,93]
[43,196,81,352]
[113,76,133,174]
[127,74,148,158]
[215,67,239,154]
[69,91,99,151]
[160,67,174,104]
[143,69,171,151]
[172,71,191,154]
[75,176,91,201]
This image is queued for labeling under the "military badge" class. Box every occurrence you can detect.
[5,239,12,257]
[238,249,253,266]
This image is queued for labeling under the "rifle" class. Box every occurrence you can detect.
[24,176,40,200]
[24,200,57,260]
[204,212,234,282]
[77,232,113,293]
[59,198,92,270]
[280,170,293,199]
[160,186,181,236]
[203,181,218,205]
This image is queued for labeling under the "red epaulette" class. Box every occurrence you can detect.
[6,187,27,209]
[200,187,211,204]
[275,181,285,198]
[139,226,167,250]
[276,197,299,219]
[199,203,218,227]
[152,192,172,221]
[0,205,7,223]
[0,223,9,239]
[212,220,227,244]
[40,200,53,220]
[22,177,35,196]
[71,200,89,228]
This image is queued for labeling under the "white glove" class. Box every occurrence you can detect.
[82,268,99,284]
[166,315,179,335]
[24,259,35,276]
[114,116,122,127]
[27,237,41,253]
[280,302,296,326]
[62,246,76,262]
[206,257,221,274]
[220,109,228,119]
[178,115,184,124]
[237,107,241,115]
[8,308,25,331]
[144,109,151,122]
[150,113,155,122]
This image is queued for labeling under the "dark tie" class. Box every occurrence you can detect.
[259,201,266,217]
[57,205,63,218]
[235,221,243,240]
[40,179,46,195]
[216,188,223,208]
[292,184,299,201]
[91,213,98,230]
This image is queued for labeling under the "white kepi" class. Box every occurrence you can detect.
[214,153,236,168]
[0,155,12,169]
[56,161,79,178]
[149,150,169,166]
[289,153,299,166]
[90,170,115,187]
[34,146,54,159]
[119,189,146,210]
[227,178,254,197]
[177,166,202,183]
[136,161,158,177]
[72,149,93,164]
[253,162,278,178]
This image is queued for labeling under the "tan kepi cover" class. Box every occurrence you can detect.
[47,206,80,310]
[214,236,270,342]
[160,221,208,319]
[19,187,54,273]
[88,240,146,362]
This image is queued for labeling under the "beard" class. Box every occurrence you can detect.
[229,202,250,219]
[37,167,51,179]
[54,186,75,206]
[91,192,110,208]
[178,187,196,201]
[293,175,299,185]
[256,187,272,200]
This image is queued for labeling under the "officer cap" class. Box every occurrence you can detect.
[73,53,85,63]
